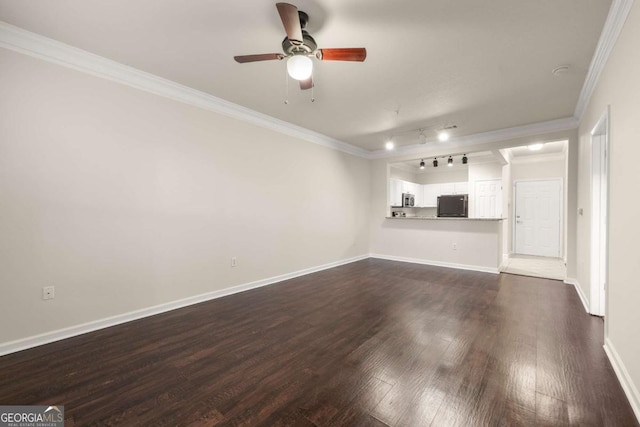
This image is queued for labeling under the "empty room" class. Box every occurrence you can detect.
[1,0,639,426]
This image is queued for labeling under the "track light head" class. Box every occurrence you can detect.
[448,156,453,167]
[462,154,468,164]
[419,159,425,170]
[433,158,438,168]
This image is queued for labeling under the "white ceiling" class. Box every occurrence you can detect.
[0,0,611,151]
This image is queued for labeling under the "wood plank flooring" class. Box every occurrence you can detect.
[0,259,637,426]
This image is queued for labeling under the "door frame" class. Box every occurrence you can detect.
[589,108,610,317]
[512,178,564,258]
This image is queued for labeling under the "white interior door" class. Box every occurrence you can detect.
[514,180,562,257]
[474,179,502,218]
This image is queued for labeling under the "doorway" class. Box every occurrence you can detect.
[514,179,562,257]
[590,109,609,317]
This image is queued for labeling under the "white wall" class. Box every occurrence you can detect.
[418,168,468,185]
[576,0,640,417]
[389,167,419,182]
[501,161,512,261]
[0,48,371,345]
[511,156,566,181]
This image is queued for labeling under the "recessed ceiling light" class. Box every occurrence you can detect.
[528,143,544,151]
[438,131,450,142]
[385,140,395,150]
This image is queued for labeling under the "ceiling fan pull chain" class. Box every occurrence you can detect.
[311,71,315,102]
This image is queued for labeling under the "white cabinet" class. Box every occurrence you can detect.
[422,184,439,207]
[389,179,403,206]
[454,181,469,194]
[390,179,468,207]
[439,183,455,195]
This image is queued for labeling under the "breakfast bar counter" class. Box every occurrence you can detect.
[372,216,506,273]
[385,216,504,221]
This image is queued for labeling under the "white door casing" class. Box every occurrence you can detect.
[514,179,562,257]
[474,179,502,218]
[590,109,609,317]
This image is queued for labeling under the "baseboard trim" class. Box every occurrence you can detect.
[0,254,369,357]
[370,253,499,274]
[603,338,640,423]
[564,277,589,314]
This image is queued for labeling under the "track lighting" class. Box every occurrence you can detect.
[433,158,438,167]
[462,154,468,164]
[419,159,425,170]
[448,156,453,167]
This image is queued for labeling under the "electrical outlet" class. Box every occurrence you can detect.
[452,243,457,251]
[231,257,237,267]
[43,286,55,300]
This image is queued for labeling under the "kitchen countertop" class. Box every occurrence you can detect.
[385,216,505,221]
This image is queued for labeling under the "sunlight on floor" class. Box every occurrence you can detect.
[501,254,566,280]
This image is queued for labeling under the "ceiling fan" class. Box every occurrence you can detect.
[234,3,367,90]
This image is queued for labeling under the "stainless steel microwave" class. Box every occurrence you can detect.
[402,193,415,207]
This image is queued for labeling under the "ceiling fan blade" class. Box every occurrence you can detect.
[234,53,285,63]
[276,3,303,44]
[316,48,367,62]
[299,76,313,90]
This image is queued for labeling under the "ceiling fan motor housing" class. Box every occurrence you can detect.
[282,31,317,55]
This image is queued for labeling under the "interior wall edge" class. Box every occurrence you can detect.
[604,338,640,423]
[0,254,370,357]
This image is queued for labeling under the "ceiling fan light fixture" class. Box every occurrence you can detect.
[287,55,313,80]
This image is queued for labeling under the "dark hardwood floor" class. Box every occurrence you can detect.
[0,259,637,426]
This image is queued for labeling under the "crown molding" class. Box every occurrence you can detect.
[0,21,370,159]
[368,117,578,159]
[574,0,634,120]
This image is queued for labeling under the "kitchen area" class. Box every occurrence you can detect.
[373,142,567,276]
[388,152,504,220]
[373,151,507,273]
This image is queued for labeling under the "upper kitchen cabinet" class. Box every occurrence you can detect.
[389,178,403,207]
[438,181,468,195]
[422,184,439,207]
